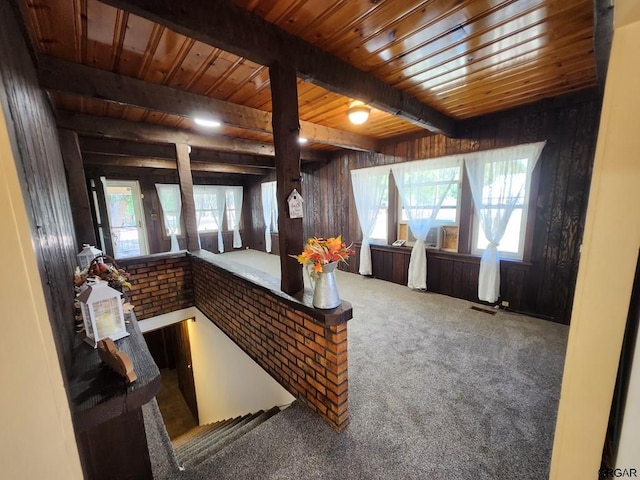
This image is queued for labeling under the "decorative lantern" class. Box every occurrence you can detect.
[78,244,103,270]
[77,280,129,347]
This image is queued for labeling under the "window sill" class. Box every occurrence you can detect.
[355,242,532,267]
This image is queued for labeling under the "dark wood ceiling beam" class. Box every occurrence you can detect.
[79,136,175,158]
[83,153,268,175]
[79,136,276,168]
[39,55,379,152]
[55,110,327,162]
[96,0,455,136]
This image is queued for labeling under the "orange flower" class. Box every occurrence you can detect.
[290,235,354,277]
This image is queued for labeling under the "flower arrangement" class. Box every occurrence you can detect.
[293,235,354,276]
[74,255,132,291]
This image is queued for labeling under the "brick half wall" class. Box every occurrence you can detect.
[190,251,352,432]
[119,252,194,320]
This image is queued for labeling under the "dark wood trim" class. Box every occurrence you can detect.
[354,242,532,313]
[457,165,473,255]
[523,158,542,263]
[80,136,277,168]
[54,110,328,162]
[83,153,268,175]
[269,62,304,296]
[70,315,159,480]
[39,55,380,152]
[97,0,455,136]
[175,319,199,424]
[89,176,114,256]
[58,129,96,247]
[175,143,200,251]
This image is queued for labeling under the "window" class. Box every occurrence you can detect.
[225,188,240,230]
[471,166,528,258]
[349,143,543,266]
[193,185,224,232]
[103,179,148,258]
[226,186,244,249]
[398,168,461,226]
[155,184,182,235]
[466,143,544,261]
[394,159,462,247]
[261,181,278,233]
[369,183,389,243]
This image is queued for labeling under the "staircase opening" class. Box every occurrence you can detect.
[141,309,294,469]
[143,321,199,439]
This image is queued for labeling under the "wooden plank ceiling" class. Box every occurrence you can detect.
[18,0,597,167]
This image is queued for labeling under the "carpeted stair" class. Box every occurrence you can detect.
[173,406,281,469]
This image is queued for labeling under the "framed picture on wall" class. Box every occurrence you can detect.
[442,226,459,252]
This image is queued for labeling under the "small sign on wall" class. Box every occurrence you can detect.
[287,189,304,219]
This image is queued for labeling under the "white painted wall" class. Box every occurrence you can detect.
[138,306,198,333]
[0,93,82,478]
[140,307,295,424]
[550,2,640,477]
[188,309,295,424]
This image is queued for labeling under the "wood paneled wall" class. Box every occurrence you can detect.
[0,2,79,374]
[246,92,602,324]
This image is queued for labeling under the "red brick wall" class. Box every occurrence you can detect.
[191,254,351,432]
[119,253,194,320]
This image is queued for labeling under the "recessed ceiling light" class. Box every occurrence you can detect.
[298,137,308,144]
[194,117,221,128]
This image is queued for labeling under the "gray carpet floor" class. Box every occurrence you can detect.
[147,249,568,480]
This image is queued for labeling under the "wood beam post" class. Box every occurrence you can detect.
[175,143,200,251]
[269,62,303,296]
[58,129,97,248]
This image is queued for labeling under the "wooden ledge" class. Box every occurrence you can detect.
[189,250,353,326]
[116,250,189,266]
[69,313,160,432]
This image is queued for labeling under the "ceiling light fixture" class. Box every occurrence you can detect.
[298,137,308,144]
[347,102,371,125]
[194,117,221,128]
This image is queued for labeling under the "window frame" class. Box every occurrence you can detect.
[468,155,540,262]
[193,185,224,233]
[155,183,182,237]
[225,187,243,232]
[396,170,462,247]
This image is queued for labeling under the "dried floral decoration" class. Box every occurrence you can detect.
[74,255,132,291]
[293,236,354,277]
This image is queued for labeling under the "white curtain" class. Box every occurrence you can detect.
[465,142,546,302]
[213,187,226,253]
[193,185,226,252]
[226,186,243,248]
[350,165,389,275]
[155,184,181,252]
[261,182,277,253]
[392,156,462,290]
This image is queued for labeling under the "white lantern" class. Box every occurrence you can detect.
[77,280,129,347]
[78,244,103,270]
